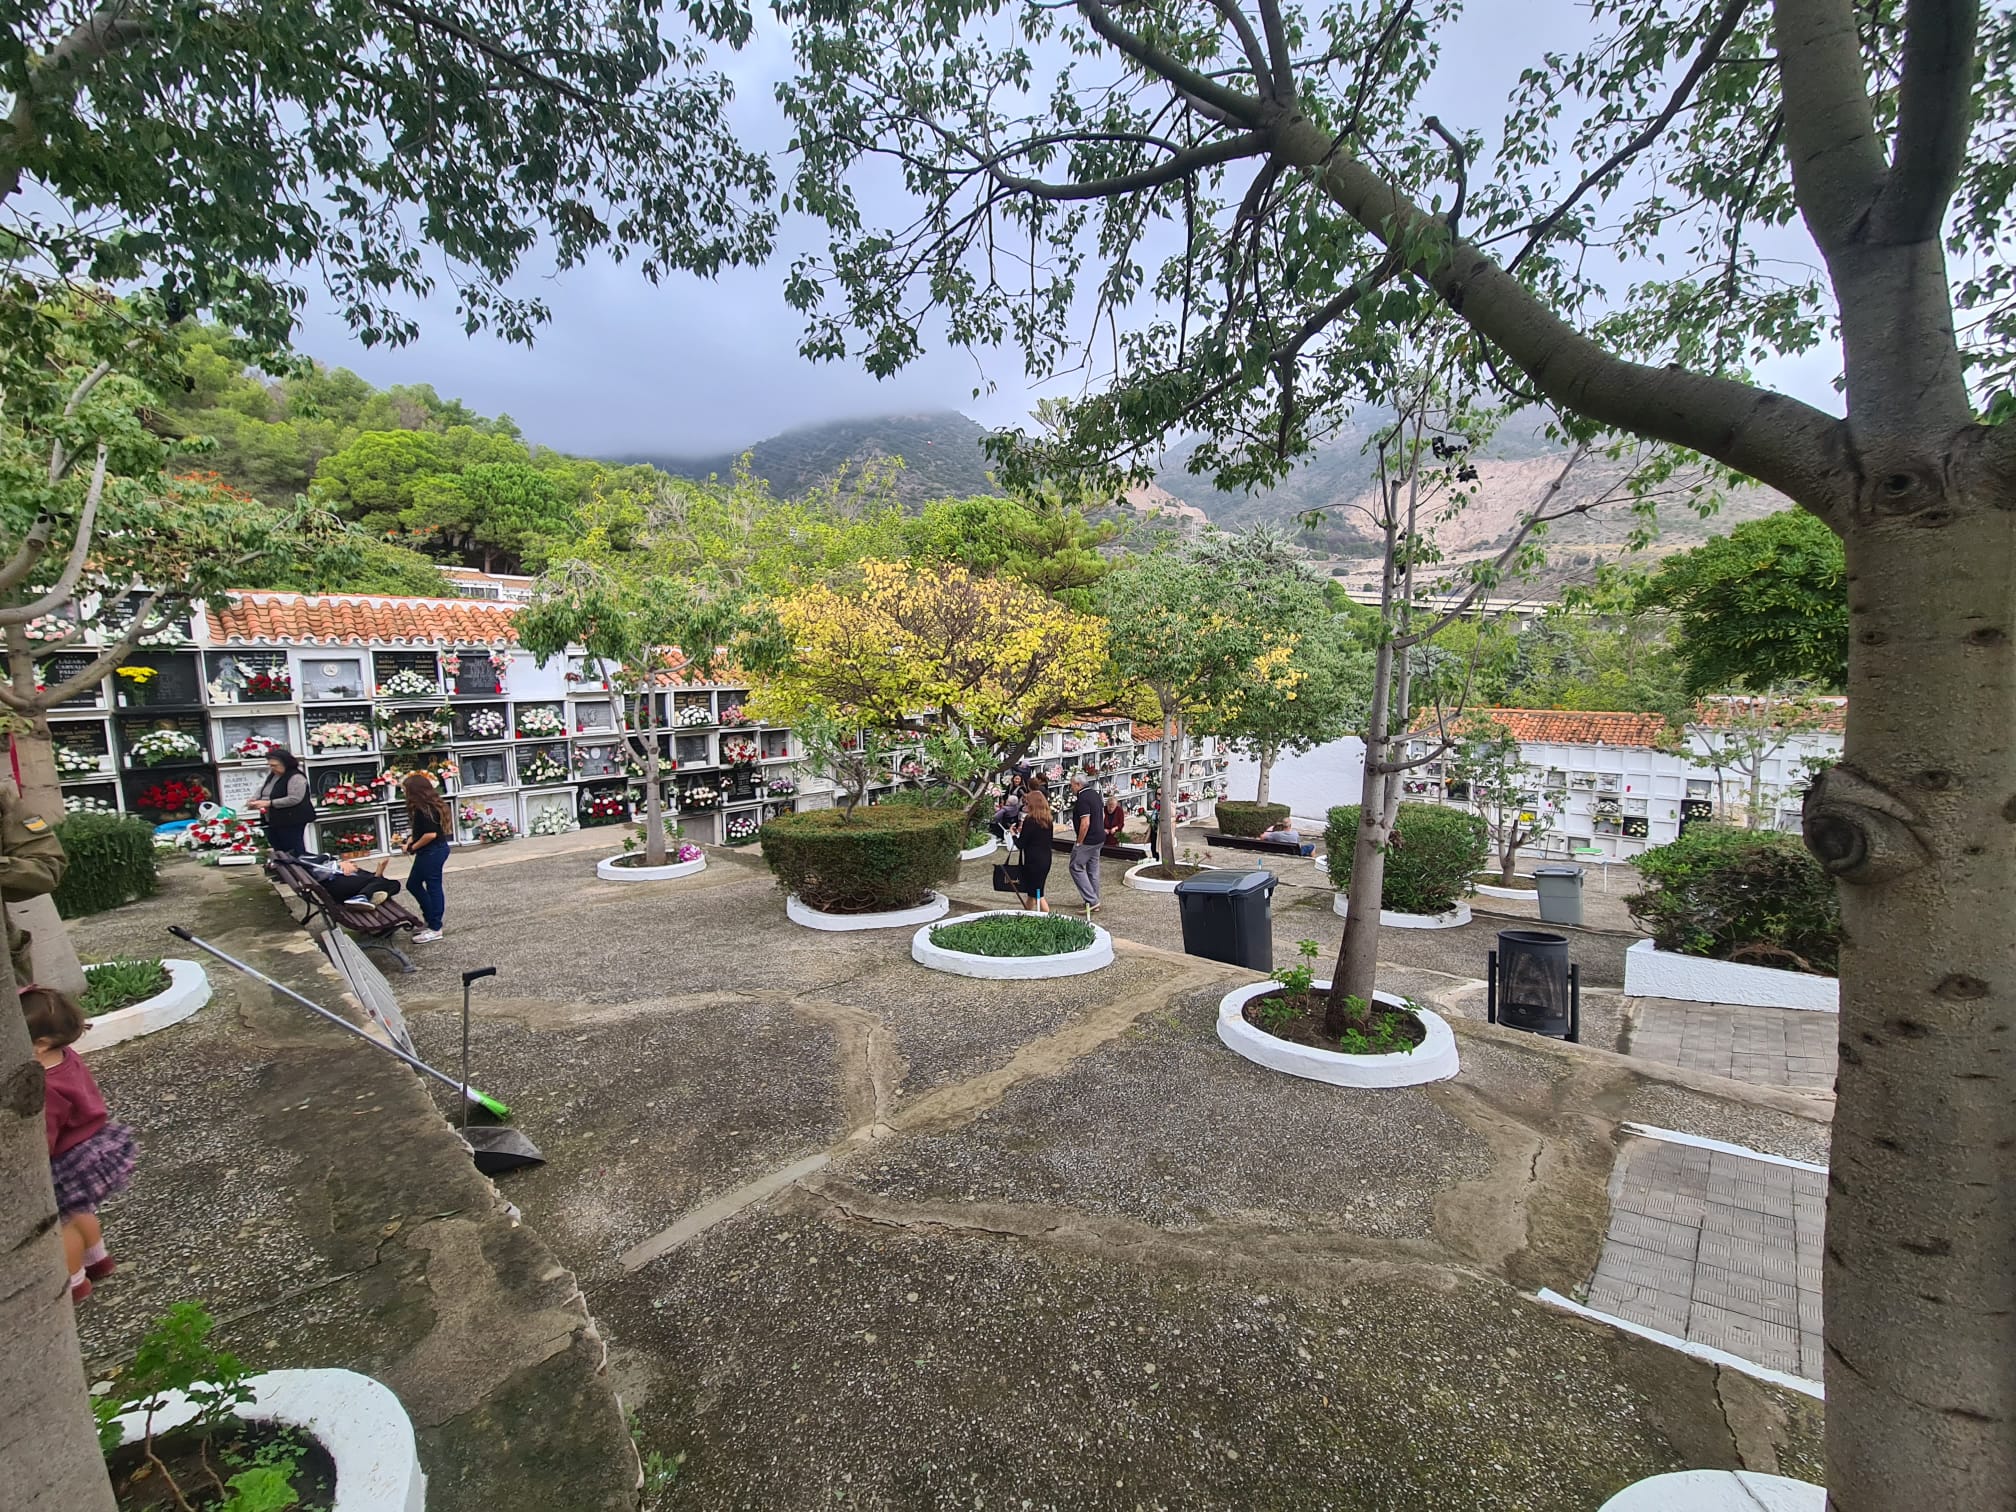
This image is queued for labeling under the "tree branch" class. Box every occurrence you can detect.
[1077,1,1269,127]
[1253,0,1295,101]
[1209,0,1276,96]
[1771,0,1887,250]
[0,445,107,626]
[984,130,1267,200]
[1871,0,1980,243]
[0,2,154,204]
[374,0,598,106]
[35,593,164,709]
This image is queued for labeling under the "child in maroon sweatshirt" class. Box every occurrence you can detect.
[25,986,136,1302]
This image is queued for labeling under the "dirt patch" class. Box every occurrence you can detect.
[1134,862,1208,881]
[1241,986,1427,1054]
[1474,870,1537,891]
[110,1422,335,1511]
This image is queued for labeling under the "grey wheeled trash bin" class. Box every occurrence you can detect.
[1174,869,1277,971]
[1532,865,1585,927]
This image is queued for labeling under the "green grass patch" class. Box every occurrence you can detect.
[82,958,169,1017]
[930,914,1096,957]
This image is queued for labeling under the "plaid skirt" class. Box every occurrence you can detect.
[51,1122,137,1218]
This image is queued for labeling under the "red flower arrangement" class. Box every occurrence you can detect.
[244,670,293,699]
[320,781,380,809]
[325,826,378,856]
[139,777,210,814]
[579,792,629,826]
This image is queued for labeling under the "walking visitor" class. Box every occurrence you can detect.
[247,748,313,856]
[1014,781,1054,913]
[400,772,451,941]
[1068,770,1105,914]
[25,986,135,1303]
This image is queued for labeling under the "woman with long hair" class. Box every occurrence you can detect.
[400,772,451,942]
[1014,781,1055,913]
[247,748,313,856]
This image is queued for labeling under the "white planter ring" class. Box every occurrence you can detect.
[1623,938,1838,1012]
[595,853,708,883]
[1122,859,1218,894]
[215,853,262,868]
[912,909,1114,979]
[1217,979,1460,1089]
[787,890,950,932]
[1470,877,1538,901]
[81,958,210,1054]
[1598,1471,1824,1512]
[1331,892,1472,930]
[112,1367,426,1512]
[959,836,1000,861]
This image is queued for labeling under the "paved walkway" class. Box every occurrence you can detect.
[1624,998,1837,1091]
[1585,1134,1826,1380]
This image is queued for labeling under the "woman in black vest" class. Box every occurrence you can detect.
[249,749,314,856]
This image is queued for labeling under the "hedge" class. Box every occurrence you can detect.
[1627,825,1841,976]
[759,804,964,913]
[52,812,160,918]
[1214,800,1289,837]
[1323,803,1486,916]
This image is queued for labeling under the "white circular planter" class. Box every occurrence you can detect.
[596,853,707,883]
[216,852,261,868]
[113,1367,426,1512]
[1123,859,1217,894]
[912,909,1114,979]
[959,836,1000,861]
[1332,892,1471,929]
[1598,1471,1824,1512]
[1217,979,1460,1088]
[1471,877,1538,901]
[81,959,209,1055]
[787,890,950,932]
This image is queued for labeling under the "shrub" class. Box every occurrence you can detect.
[1214,800,1288,837]
[929,913,1097,956]
[760,805,963,913]
[1628,825,1841,976]
[1323,803,1487,916]
[83,958,170,1016]
[52,812,159,918]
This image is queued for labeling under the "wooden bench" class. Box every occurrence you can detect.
[1047,835,1150,862]
[269,857,423,973]
[1202,831,1315,857]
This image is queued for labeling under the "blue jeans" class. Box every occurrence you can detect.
[407,840,448,929]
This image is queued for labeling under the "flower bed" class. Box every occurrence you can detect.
[1215,800,1289,837]
[1623,939,1839,1012]
[913,909,1114,979]
[1217,977,1460,1089]
[1331,892,1472,929]
[80,957,210,1051]
[598,841,706,882]
[1628,825,1840,977]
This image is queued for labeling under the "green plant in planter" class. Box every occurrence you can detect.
[1323,803,1486,916]
[759,805,963,913]
[82,957,170,1016]
[930,913,1095,956]
[1215,800,1289,838]
[1628,824,1841,976]
[52,812,159,918]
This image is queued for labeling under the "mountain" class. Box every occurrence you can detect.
[618,411,1002,506]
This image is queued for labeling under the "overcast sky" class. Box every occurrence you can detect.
[286,5,1843,461]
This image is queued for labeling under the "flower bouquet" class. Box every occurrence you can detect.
[380,716,449,751]
[681,785,720,811]
[579,792,629,827]
[138,776,210,816]
[63,793,116,815]
[320,779,380,809]
[675,704,713,728]
[377,760,458,790]
[898,759,923,780]
[516,706,566,739]
[376,668,438,699]
[718,703,750,727]
[244,669,293,700]
[459,804,517,844]
[724,812,759,844]
[27,614,80,642]
[184,818,262,852]
[721,739,760,767]
[114,666,159,705]
[765,775,797,796]
[517,749,567,785]
[227,734,283,761]
[309,721,372,752]
[324,825,379,858]
[529,807,576,837]
[129,729,201,767]
[464,708,507,740]
[54,744,104,778]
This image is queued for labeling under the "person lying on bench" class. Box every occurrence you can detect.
[299,853,400,907]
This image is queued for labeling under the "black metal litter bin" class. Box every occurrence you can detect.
[1174,869,1278,971]
[1488,929,1580,1041]
[1532,865,1586,927]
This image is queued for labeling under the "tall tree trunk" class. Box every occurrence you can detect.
[1254,745,1274,805]
[1155,695,1178,864]
[1809,472,2015,1508]
[1329,635,1393,1034]
[5,648,88,996]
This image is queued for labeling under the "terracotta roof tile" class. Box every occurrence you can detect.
[1692,695,1847,732]
[206,591,519,647]
[1408,707,1672,749]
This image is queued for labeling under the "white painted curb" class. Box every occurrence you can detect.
[1122,859,1216,893]
[912,909,1114,979]
[1534,1288,1823,1400]
[1623,938,1838,1012]
[1598,1471,1825,1512]
[216,853,261,868]
[82,959,209,1054]
[1217,980,1460,1088]
[113,1367,426,1512]
[787,890,950,932]
[1332,892,1472,930]
[958,837,1000,861]
[595,853,707,882]
[1471,878,1537,901]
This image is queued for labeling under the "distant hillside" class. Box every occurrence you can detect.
[620,411,1002,506]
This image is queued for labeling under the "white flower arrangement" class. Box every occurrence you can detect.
[54,744,103,777]
[63,793,115,815]
[465,708,507,739]
[227,734,283,761]
[128,729,201,766]
[724,813,758,841]
[682,784,720,809]
[675,704,713,728]
[528,806,576,836]
[309,721,372,751]
[515,706,566,738]
[377,668,438,698]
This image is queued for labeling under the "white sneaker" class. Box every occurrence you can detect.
[411,928,443,943]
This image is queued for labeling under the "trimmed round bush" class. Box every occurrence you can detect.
[1215,800,1289,837]
[1628,824,1840,976]
[52,811,159,918]
[760,805,963,914]
[1323,803,1487,916]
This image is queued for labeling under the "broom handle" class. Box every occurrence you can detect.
[459,967,496,1134]
[168,926,486,1103]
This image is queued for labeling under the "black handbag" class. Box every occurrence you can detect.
[992,847,1026,893]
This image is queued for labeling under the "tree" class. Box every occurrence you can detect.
[1,0,773,354]
[779,5,2016,1490]
[1100,541,1308,862]
[1638,510,1849,695]
[1448,720,1554,886]
[404,462,579,574]
[514,562,755,867]
[901,490,1120,609]
[1681,689,1837,831]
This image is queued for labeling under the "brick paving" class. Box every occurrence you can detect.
[1625,997,1837,1091]
[1585,1135,1826,1379]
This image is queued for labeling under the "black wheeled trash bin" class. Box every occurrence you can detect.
[1174,869,1277,971]
[1532,865,1585,927]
